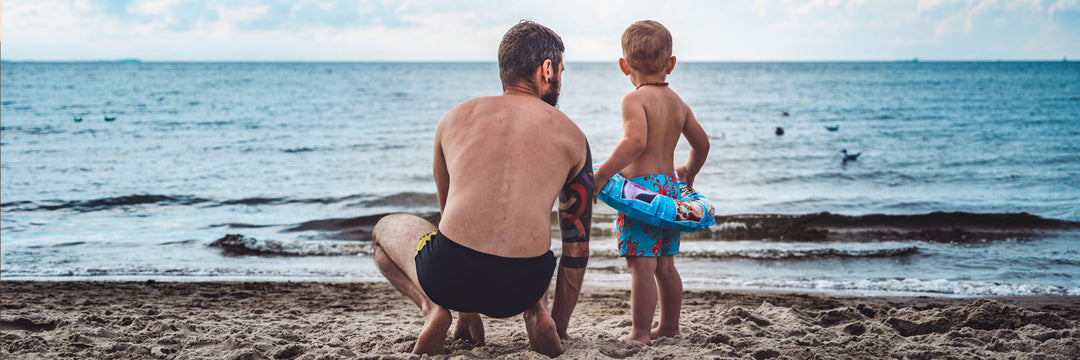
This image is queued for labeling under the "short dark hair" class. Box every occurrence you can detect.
[498,20,564,91]
[621,20,672,74]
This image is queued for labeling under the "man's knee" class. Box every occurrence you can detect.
[373,213,420,244]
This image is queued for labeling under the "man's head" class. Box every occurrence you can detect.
[498,20,564,106]
[621,20,673,75]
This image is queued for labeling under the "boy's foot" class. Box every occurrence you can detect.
[453,312,486,346]
[524,309,564,357]
[413,305,451,355]
[620,333,651,345]
[650,327,682,340]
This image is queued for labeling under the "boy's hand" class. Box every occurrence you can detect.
[593,173,610,204]
[675,165,695,186]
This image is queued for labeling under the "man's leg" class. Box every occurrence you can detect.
[454,312,485,346]
[621,256,657,345]
[372,213,451,355]
[523,290,563,357]
[651,255,682,339]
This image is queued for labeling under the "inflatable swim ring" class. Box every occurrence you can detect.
[597,171,715,232]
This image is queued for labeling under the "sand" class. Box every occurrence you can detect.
[2,281,1078,359]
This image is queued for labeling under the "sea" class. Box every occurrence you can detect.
[2,61,1079,297]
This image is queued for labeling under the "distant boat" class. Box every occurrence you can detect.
[782,111,789,117]
[841,149,861,162]
[74,117,83,122]
[104,116,116,122]
[775,127,785,136]
[825,125,839,131]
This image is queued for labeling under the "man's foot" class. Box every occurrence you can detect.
[620,332,651,345]
[453,312,485,346]
[524,309,564,357]
[413,305,452,355]
[650,327,682,340]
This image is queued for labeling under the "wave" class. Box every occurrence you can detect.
[585,246,920,261]
[585,211,1080,243]
[204,230,919,260]
[0,192,419,213]
[689,212,1080,243]
[689,278,1080,297]
[352,192,438,208]
[281,212,441,241]
[202,210,1079,246]
[208,234,371,256]
[0,195,211,212]
[282,147,317,153]
[760,170,924,186]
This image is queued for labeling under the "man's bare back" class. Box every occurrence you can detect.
[372,21,590,356]
[434,92,587,257]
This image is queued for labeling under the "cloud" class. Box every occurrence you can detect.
[1,0,1077,61]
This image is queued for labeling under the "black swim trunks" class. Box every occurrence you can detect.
[414,231,556,318]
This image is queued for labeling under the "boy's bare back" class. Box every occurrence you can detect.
[618,85,696,179]
[595,20,709,190]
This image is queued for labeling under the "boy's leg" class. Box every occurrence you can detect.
[522,290,564,356]
[651,255,683,339]
[621,256,657,345]
[372,213,452,355]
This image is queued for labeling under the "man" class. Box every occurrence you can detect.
[371,20,593,356]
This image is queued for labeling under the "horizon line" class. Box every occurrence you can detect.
[1,58,1073,63]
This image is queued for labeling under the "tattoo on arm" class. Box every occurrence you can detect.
[558,143,593,268]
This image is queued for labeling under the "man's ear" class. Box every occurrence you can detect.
[665,56,676,74]
[542,59,554,83]
[618,58,631,75]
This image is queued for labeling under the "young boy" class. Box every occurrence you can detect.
[595,20,710,345]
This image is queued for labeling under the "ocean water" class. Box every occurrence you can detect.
[2,61,1079,296]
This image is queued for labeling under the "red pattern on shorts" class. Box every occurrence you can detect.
[616,173,681,257]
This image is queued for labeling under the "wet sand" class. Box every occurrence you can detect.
[2,281,1078,359]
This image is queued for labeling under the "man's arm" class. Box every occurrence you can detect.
[433,121,450,213]
[552,142,593,339]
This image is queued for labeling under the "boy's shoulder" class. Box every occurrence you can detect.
[621,87,689,109]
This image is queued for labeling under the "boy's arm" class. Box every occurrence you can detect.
[594,96,648,200]
[552,143,593,339]
[676,107,709,186]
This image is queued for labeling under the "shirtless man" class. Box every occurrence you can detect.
[371,21,593,357]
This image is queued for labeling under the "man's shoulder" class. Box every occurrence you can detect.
[446,96,497,113]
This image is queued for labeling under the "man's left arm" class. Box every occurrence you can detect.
[433,121,450,213]
[552,143,593,339]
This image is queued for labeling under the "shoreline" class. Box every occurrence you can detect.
[3,281,1078,359]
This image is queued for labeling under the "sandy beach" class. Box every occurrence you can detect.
[2,281,1078,359]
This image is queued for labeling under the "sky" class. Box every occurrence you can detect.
[1,0,1078,61]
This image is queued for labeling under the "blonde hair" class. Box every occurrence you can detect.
[621,20,672,74]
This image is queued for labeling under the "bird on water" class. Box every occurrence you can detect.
[841,149,861,162]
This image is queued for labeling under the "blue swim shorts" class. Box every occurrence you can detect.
[616,173,681,257]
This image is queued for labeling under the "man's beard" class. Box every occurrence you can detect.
[541,77,560,107]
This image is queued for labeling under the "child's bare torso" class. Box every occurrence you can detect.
[621,86,690,179]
